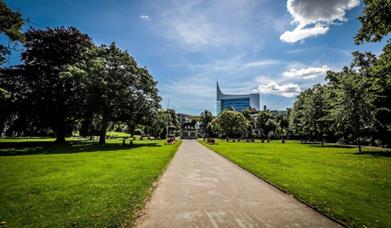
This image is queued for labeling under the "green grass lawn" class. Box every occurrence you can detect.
[200,139,391,228]
[0,138,181,227]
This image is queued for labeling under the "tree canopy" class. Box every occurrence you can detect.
[200,110,213,138]
[0,0,24,65]
[216,110,248,138]
[355,0,391,44]
[0,12,162,143]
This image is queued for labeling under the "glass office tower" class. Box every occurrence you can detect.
[216,82,260,114]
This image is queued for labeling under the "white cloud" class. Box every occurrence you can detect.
[283,65,330,80]
[280,24,328,43]
[280,0,359,43]
[243,60,279,68]
[139,15,150,20]
[257,81,301,97]
[205,58,279,73]
[168,56,279,73]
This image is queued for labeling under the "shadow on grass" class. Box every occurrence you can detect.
[308,144,354,149]
[0,141,161,156]
[206,143,220,146]
[353,151,391,158]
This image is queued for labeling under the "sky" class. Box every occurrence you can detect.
[5,0,390,115]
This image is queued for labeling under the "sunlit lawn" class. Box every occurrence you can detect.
[0,137,180,227]
[200,139,391,228]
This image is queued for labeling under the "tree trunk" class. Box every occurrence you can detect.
[130,125,135,137]
[99,116,109,144]
[55,120,66,144]
[55,131,66,144]
[356,126,361,152]
[99,134,106,144]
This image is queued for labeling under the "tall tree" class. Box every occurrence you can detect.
[370,42,391,146]
[303,84,330,146]
[0,0,24,134]
[289,89,313,142]
[331,72,375,151]
[80,43,139,143]
[20,27,92,143]
[66,43,161,143]
[354,0,391,44]
[122,67,161,137]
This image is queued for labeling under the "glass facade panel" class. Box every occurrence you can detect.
[217,100,222,114]
[220,98,250,112]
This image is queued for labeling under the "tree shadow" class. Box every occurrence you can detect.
[308,144,354,149]
[353,151,391,158]
[0,140,161,156]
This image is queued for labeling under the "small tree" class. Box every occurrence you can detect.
[265,118,277,141]
[276,112,289,143]
[200,110,213,138]
[211,118,220,136]
[146,109,169,139]
[241,108,255,139]
[217,110,248,139]
[255,110,274,141]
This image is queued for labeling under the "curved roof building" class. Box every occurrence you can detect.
[217,82,260,114]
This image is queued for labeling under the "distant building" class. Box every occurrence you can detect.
[176,113,200,139]
[181,120,197,139]
[177,113,192,126]
[216,82,260,114]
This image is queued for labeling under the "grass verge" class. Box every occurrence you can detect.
[200,139,391,227]
[0,138,181,227]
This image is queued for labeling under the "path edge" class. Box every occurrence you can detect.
[125,140,183,228]
[198,140,347,228]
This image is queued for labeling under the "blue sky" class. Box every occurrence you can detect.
[5,0,389,115]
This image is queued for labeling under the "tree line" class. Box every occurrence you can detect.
[0,1,162,143]
[199,108,289,142]
[290,0,391,151]
[290,46,390,150]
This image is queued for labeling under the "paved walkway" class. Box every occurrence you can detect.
[135,140,339,228]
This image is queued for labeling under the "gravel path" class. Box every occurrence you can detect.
[135,140,339,228]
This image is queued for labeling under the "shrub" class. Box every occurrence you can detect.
[207,137,215,144]
[166,137,176,144]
